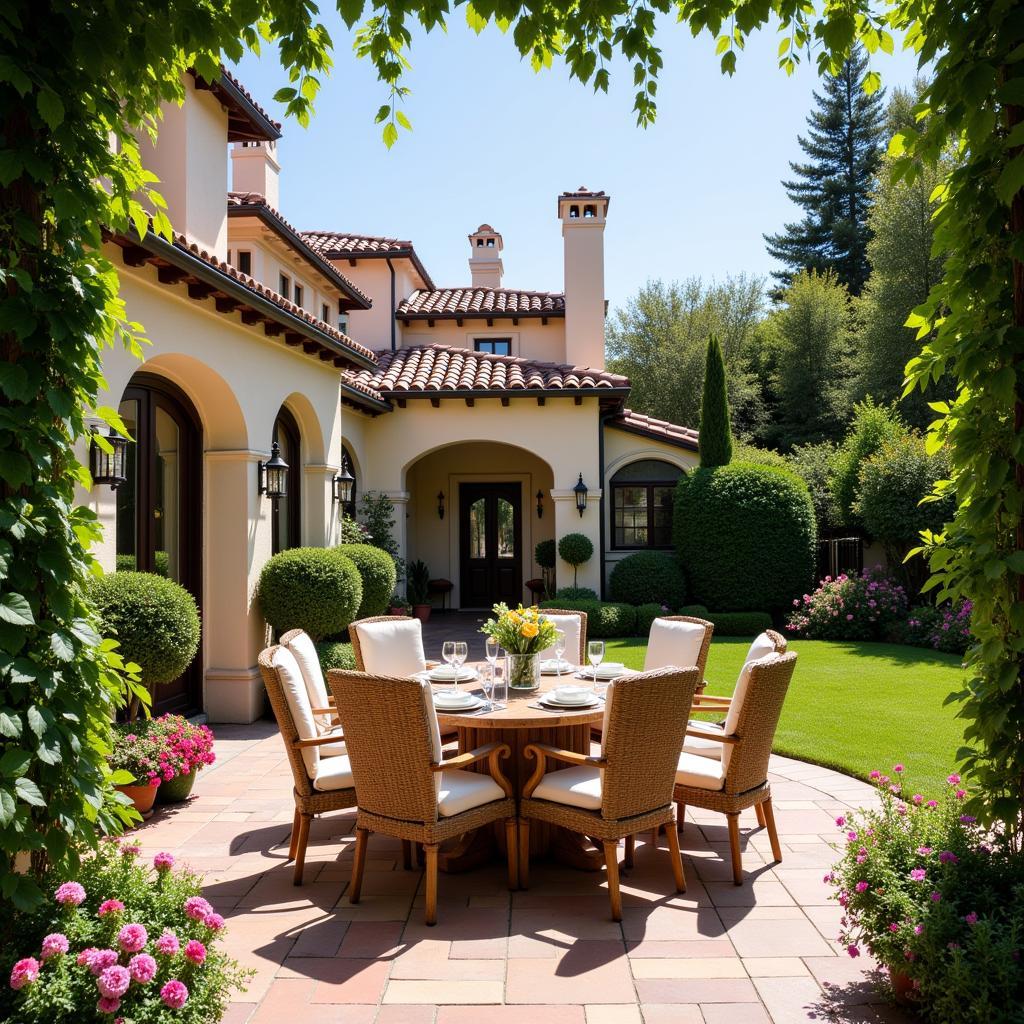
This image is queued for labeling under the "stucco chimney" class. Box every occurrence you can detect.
[468,224,503,289]
[559,187,609,370]
[230,140,280,209]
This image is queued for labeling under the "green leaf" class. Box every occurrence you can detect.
[27,705,45,737]
[382,121,398,148]
[0,712,21,738]
[50,631,75,662]
[36,88,64,130]
[14,776,45,807]
[109,769,136,786]
[0,749,31,777]
[0,593,33,627]
[0,787,15,826]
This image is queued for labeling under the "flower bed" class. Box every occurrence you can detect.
[2,841,249,1021]
[112,716,215,788]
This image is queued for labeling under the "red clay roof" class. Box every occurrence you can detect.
[299,231,435,289]
[345,344,627,397]
[607,409,699,452]
[397,287,565,320]
[190,67,282,142]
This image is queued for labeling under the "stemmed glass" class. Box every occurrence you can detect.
[485,637,500,708]
[441,641,455,682]
[452,641,468,695]
[553,629,566,679]
[588,640,605,689]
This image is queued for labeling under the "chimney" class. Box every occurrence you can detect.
[558,187,609,370]
[468,224,503,289]
[230,140,280,208]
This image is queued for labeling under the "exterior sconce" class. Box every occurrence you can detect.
[437,491,445,520]
[332,461,355,505]
[90,427,129,490]
[536,489,544,519]
[258,440,289,501]
[573,473,588,517]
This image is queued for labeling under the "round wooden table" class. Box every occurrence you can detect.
[433,665,614,873]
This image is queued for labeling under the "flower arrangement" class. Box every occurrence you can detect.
[112,716,215,789]
[1,841,249,1022]
[827,764,1024,1020]
[480,603,560,689]
[786,566,909,641]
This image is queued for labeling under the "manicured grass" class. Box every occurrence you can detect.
[604,636,968,796]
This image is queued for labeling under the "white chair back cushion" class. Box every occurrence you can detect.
[283,631,332,730]
[743,631,777,668]
[644,618,706,672]
[539,613,583,662]
[355,618,427,677]
[418,679,444,796]
[600,681,615,756]
[722,650,781,772]
[722,633,777,736]
[272,646,320,779]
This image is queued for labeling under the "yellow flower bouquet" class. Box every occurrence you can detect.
[480,603,559,690]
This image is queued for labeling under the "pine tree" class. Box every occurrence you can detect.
[764,46,885,296]
[698,335,733,468]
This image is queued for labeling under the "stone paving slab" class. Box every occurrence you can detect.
[134,724,916,1023]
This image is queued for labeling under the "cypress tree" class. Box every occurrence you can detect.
[699,335,733,468]
[764,45,885,296]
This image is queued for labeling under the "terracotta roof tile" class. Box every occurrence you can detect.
[299,231,435,289]
[607,408,699,451]
[218,67,282,132]
[345,344,627,397]
[397,287,564,320]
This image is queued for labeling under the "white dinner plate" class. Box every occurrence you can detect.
[538,693,601,710]
[427,666,479,683]
[549,685,592,705]
[433,693,486,712]
[540,659,576,675]
[575,663,627,681]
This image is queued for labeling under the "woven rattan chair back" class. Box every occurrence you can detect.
[258,645,315,800]
[765,629,788,654]
[348,616,423,673]
[537,609,588,664]
[647,616,715,679]
[600,666,700,821]
[723,652,797,796]
[328,669,440,825]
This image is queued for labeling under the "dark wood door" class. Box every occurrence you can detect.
[459,483,522,609]
[116,374,202,715]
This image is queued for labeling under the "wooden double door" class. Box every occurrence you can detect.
[459,483,522,609]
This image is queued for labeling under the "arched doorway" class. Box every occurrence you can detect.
[271,407,301,554]
[117,373,202,714]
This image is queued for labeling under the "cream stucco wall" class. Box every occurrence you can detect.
[401,318,567,364]
[83,251,344,723]
[331,259,422,351]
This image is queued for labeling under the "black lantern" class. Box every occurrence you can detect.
[90,427,129,490]
[259,440,289,500]
[536,489,544,519]
[333,461,355,505]
[437,491,445,520]
[573,473,588,517]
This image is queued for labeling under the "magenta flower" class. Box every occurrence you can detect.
[834,815,846,827]
[96,964,131,999]
[914,924,924,935]
[965,912,979,926]
[183,896,213,922]
[847,945,860,958]
[938,851,959,865]
[869,770,881,780]
[955,789,967,800]
[947,773,961,785]
[129,953,158,984]
[959,815,977,824]
[854,881,869,893]
[155,930,180,956]
[930,891,942,902]
[912,794,924,805]
[118,923,148,953]
[926,800,938,809]
[120,843,141,858]
[889,923,899,933]
[203,912,225,932]
[184,939,207,965]
[55,881,86,906]
[847,831,858,843]
[41,933,70,960]
[153,852,175,873]
[893,764,905,773]
[10,957,40,990]
[77,947,98,967]
[96,996,121,1015]
[910,868,927,882]
[85,949,119,976]
[917,846,933,856]
[160,979,189,1009]
[98,899,125,918]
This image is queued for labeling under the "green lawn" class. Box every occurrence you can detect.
[605,636,968,796]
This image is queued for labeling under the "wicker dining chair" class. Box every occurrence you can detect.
[643,615,715,693]
[519,666,701,921]
[537,608,588,664]
[258,644,357,886]
[674,650,798,885]
[278,628,347,753]
[349,615,434,676]
[327,669,518,926]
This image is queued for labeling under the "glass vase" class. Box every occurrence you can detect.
[506,652,541,692]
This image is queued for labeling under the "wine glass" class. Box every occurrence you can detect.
[485,637,500,705]
[441,640,455,685]
[588,640,605,688]
[452,641,468,694]
[553,629,566,679]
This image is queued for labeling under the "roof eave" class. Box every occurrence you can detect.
[379,386,630,400]
[193,73,281,142]
[324,246,436,291]
[397,310,565,322]
[605,418,699,453]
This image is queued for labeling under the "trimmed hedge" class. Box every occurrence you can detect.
[635,603,665,636]
[92,570,200,686]
[258,546,362,640]
[315,640,356,674]
[539,599,636,638]
[609,551,687,608]
[702,611,773,636]
[336,543,397,619]
[115,550,169,577]
[679,603,710,617]
[674,463,816,613]
[554,586,599,601]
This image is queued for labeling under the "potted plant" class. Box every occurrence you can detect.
[148,715,216,805]
[406,560,432,622]
[535,539,556,598]
[389,595,412,616]
[557,533,594,591]
[480,603,558,691]
[109,728,165,817]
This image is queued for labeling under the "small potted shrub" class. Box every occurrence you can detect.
[388,595,411,617]
[108,728,165,817]
[149,716,216,805]
[557,533,594,590]
[406,560,432,622]
[535,538,556,598]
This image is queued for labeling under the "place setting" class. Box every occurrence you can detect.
[426,638,507,713]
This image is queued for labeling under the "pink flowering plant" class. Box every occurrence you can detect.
[1,840,248,1022]
[828,765,1024,1020]
[110,716,215,788]
[787,567,909,641]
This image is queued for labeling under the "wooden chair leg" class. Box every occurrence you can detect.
[287,808,301,862]
[664,815,687,892]
[505,819,519,891]
[726,813,743,886]
[349,827,369,903]
[761,797,783,863]
[518,819,530,889]
[292,813,312,886]
[624,833,635,869]
[416,842,425,867]
[754,802,766,827]
[676,800,686,832]
[401,839,413,870]
[603,841,623,921]
[424,844,439,926]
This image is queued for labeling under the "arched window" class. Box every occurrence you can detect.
[610,459,683,549]
[272,407,301,554]
[341,443,358,520]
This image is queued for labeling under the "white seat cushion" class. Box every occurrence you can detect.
[319,725,347,759]
[272,647,320,779]
[682,721,724,760]
[539,613,584,663]
[676,751,726,790]
[355,619,427,677]
[532,765,603,810]
[284,631,333,731]
[312,754,354,792]
[644,618,706,673]
[437,768,505,817]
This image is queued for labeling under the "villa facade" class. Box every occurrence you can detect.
[84,69,700,723]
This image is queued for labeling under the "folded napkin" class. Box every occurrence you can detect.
[429,665,468,680]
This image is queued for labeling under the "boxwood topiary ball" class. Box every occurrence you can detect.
[609,551,687,608]
[336,543,397,619]
[258,547,363,640]
[315,640,356,674]
[93,571,201,686]
[535,539,556,570]
[558,532,594,567]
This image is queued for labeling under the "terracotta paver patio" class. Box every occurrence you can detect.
[134,723,914,1023]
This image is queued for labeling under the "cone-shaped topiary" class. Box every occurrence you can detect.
[336,543,397,619]
[698,334,733,469]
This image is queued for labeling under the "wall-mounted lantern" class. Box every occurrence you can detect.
[258,440,289,501]
[90,427,129,490]
[437,491,446,520]
[332,460,355,506]
[573,473,588,517]
[536,489,544,519]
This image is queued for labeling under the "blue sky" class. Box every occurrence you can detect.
[232,17,921,313]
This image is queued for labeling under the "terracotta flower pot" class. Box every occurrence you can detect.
[116,782,158,816]
[889,967,916,1005]
[389,606,409,617]
[412,604,431,623]
[157,768,197,805]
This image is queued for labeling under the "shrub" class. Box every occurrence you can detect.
[674,463,817,613]
[635,603,667,636]
[406,559,431,605]
[0,841,249,1023]
[704,611,773,636]
[339,514,370,544]
[831,398,905,526]
[699,334,733,468]
[788,441,842,534]
[538,599,636,638]
[336,543,397,619]
[558,533,593,589]
[732,444,788,469]
[534,539,556,569]
[93,572,201,689]
[555,586,598,601]
[901,601,973,655]
[258,547,362,640]
[115,550,169,577]
[679,603,710,617]
[609,551,687,608]
[315,640,356,674]
[786,567,908,641]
